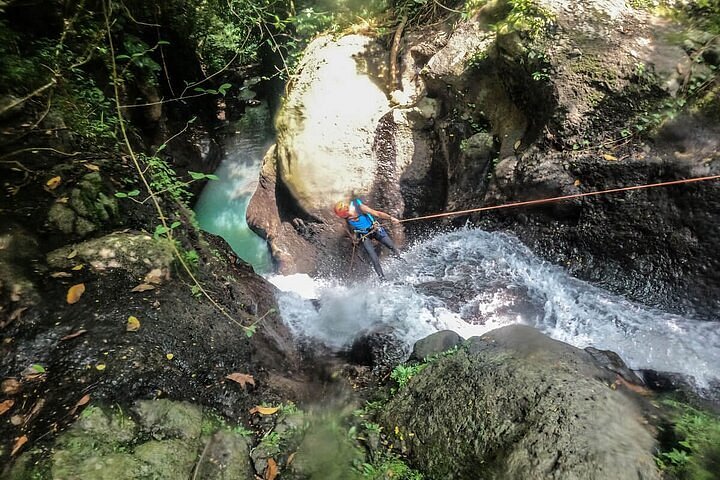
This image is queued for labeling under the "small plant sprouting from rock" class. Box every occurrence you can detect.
[390,346,461,392]
[390,364,427,390]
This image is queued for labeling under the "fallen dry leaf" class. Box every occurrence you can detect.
[84,163,100,171]
[0,399,14,416]
[10,284,22,302]
[144,268,165,285]
[46,176,61,190]
[226,372,255,389]
[71,264,84,271]
[21,364,46,380]
[56,196,69,204]
[1,378,21,395]
[66,249,78,259]
[66,283,85,304]
[573,179,582,187]
[131,283,155,292]
[265,458,278,480]
[69,394,91,416]
[23,399,45,426]
[613,376,652,396]
[287,452,297,466]
[249,405,279,416]
[126,316,140,332]
[602,153,618,161]
[60,329,87,341]
[11,435,28,456]
[10,415,24,426]
[50,272,72,278]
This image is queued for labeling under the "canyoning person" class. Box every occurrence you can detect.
[334,198,401,279]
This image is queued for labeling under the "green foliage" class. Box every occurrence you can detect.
[360,454,425,480]
[181,248,199,268]
[390,363,427,389]
[495,0,554,38]
[655,399,720,479]
[142,154,192,203]
[391,346,461,391]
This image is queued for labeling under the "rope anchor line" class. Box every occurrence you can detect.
[397,174,720,224]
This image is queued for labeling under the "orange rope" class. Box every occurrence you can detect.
[398,174,720,223]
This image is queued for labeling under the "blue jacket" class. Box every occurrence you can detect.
[346,199,376,234]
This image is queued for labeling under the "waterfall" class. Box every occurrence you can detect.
[270,227,720,389]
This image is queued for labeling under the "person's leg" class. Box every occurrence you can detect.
[375,229,400,256]
[361,237,384,278]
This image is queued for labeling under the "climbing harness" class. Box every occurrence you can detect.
[397,174,720,223]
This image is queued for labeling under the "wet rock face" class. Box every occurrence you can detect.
[382,325,660,480]
[484,130,720,317]
[346,325,408,375]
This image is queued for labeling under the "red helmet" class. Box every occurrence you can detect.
[334,201,350,218]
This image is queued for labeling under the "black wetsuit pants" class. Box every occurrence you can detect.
[358,228,399,278]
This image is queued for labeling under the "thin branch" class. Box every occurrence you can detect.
[192,437,212,480]
[120,91,209,108]
[0,147,80,160]
[390,16,407,91]
[180,51,240,98]
[120,0,161,27]
[432,0,463,14]
[0,79,57,117]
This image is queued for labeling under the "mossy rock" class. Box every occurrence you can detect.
[47,232,174,278]
[382,325,661,479]
[8,401,254,479]
[195,430,254,479]
[47,172,118,237]
[134,399,204,441]
[133,439,198,478]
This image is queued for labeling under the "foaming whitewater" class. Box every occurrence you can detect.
[270,227,720,388]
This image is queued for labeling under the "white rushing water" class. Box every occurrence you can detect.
[269,227,720,388]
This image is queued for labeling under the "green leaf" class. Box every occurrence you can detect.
[244,324,257,338]
[205,89,218,95]
[154,225,170,236]
[188,171,205,180]
[157,40,170,46]
[31,364,46,373]
[114,192,128,198]
[188,116,197,124]
[115,54,131,61]
[193,87,206,93]
[206,174,219,181]
[127,190,140,197]
[218,83,232,96]
[170,221,181,229]
[156,144,166,153]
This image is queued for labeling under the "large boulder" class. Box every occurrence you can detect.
[248,34,438,275]
[382,325,660,479]
[275,35,390,214]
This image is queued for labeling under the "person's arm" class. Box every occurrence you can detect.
[342,222,358,244]
[358,203,400,223]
